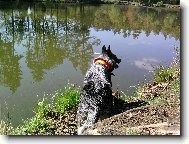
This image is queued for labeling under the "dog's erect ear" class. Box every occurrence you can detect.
[102,45,106,53]
[107,45,111,51]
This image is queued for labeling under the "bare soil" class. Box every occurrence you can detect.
[83,79,180,135]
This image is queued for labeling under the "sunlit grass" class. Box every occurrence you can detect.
[154,65,179,83]
[54,85,80,113]
[126,128,142,135]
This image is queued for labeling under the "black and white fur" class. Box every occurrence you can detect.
[76,45,121,135]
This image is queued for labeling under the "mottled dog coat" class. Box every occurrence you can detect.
[77,45,121,135]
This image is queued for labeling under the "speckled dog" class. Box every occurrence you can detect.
[77,45,121,135]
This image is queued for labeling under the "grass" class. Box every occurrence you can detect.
[54,86,80,113]
[144,97,168,105]
[126,128,143,135]
[13,84,80,135]
[154,65,179,83]
[14,99,51,135]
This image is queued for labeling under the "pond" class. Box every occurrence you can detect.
[0,2,180,127]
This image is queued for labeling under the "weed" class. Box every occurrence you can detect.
[36,99,51,118]
[126,128,142,135]
[15,116,47,135]
[154,65,179,83]
[54,85,80,113]
[144,97,168,105]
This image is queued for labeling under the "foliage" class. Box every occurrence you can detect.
[154,47,180,83]
[128,0,179,5]
[14,99,50,134]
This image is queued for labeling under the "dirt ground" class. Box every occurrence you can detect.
[83,80,180,135]
[83,104,180,135]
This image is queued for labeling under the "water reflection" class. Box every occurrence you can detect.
[0,3,102,91]
[0,40,23,93]
[134,58,159,71]
[94,5,179,40]
[0,2,180,126]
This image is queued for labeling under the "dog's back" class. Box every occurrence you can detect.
[77,45,121,135]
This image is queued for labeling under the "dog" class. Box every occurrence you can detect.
[76,45,121,135]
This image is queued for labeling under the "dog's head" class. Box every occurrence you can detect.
[100,45,121,72]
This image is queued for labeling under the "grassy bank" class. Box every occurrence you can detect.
[0,53,180,135]
[0,84,80,135]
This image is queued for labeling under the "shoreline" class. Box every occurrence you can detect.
[0,54,180,135]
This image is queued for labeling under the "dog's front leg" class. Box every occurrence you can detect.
[78,107,99,135]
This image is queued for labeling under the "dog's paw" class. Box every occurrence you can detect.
[77,126,85,135]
